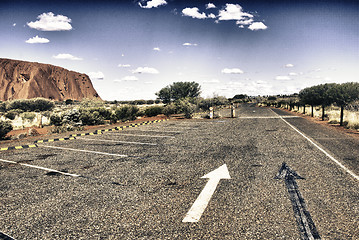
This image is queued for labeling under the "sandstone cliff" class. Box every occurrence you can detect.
[0,58,101,101]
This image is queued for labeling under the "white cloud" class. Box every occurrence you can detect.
[208,13,216,19]
[222,68,244,74]
[206,3,216,9]
[121,76,139,81]
[218,4,253,21]
[27,12,72,31]
[52,53,82,61]
[289,72,298,76]
[118,64,131,68]
[248,22,267,31]
[153,47,161,51]
[275,75,291,80]
[182,7,207,19]
[25,35,50,44]
[183,42,198,47]
[236,19,253,26]
[285,63,294,68]
[132,67,159,74]
[88,71,105,80]
[139,0,167,9]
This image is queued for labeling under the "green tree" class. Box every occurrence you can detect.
[299,83,335,120]
[327,82,359,126]
[156,82,201,103]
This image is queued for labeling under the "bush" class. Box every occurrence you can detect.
[115,105,139,121]
[0,120,13,140]
[21,112,36,122]
[50,115,63,126]
[5,111,17,120]
[144,106,163,117]
[65,99,73,105]
[79,110,105,126]
[80,99,104,108]
[0,102,6,112]
[175,98,196,118]
[6,98,54,112]
[163,104,177,117]
[62,109,82,125]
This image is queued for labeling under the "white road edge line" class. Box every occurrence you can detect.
[270,109,359,181]
[40,145,128,157]
[239,116,299,119]
[110,133,175,138]
[77,137,157,145]
[0,158,80,177]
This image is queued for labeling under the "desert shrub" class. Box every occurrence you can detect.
[50,115,63,126]
[62,109,82,125]
[80,98,104,108]
[65,99,73,105]
[31,98,55,111]
[79,110,105,126]
[163,104,178,116]
[175,98,196,118]
[144,106,163,117]
[198,97,229,111]
[0,120,13,140]
[5,111,17,120]
[6,98,54,112]
[88,107,112,120]
[51,125,84,134]
[115,105,139,121]
[0,102,6,112]
[132,100,146,105]
[21,112,36,121]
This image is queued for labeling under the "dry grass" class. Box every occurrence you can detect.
[296,106,359,130]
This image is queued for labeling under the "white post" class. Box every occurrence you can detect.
[209,107,214,119]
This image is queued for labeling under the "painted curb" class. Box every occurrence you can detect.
[0,119,169,151]
[34,136,76,144]
[0,144,38,151]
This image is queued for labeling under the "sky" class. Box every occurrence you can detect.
[0,0,358,100]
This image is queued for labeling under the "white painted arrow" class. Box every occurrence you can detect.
[182,164,231,223]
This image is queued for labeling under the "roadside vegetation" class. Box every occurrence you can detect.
[259,82,359,130]
[0,82,233,140]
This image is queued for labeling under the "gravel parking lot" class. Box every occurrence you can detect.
[1,104,358,239]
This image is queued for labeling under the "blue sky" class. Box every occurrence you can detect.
[1,0,358,100]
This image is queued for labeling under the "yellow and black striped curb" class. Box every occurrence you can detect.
[70,131,103,137]
[98,119,169,133]
[34,137,76,144]
[1,144,38,151]
[0,119,169,151]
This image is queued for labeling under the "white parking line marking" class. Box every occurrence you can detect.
[0,158,81,177]
[77,137,157,145]
[270,109,359,181]
[40,145,128,157]
[110,133,175,138]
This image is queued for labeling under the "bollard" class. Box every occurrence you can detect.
[231,105,235,118]
[209,107,214,119]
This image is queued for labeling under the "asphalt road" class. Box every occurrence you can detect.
[0,104,358,239]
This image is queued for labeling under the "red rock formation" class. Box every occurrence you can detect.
[0,58,101,101]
